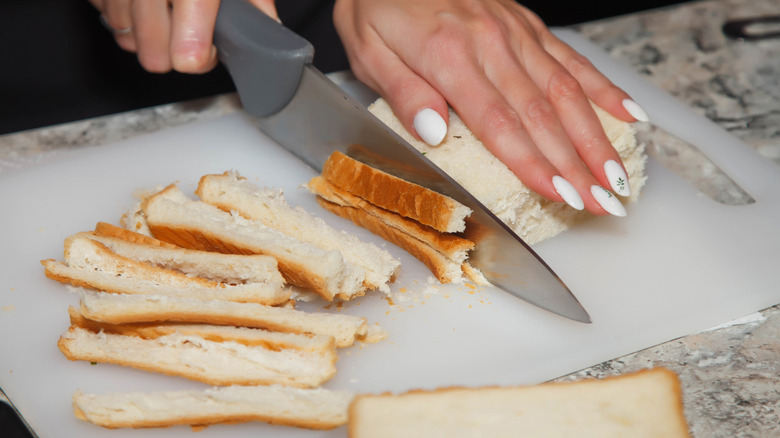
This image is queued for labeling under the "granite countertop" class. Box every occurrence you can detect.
[2,0,778,436]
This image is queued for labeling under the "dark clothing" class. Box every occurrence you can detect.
[0,0,689,135]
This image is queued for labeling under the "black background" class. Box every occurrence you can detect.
[0,0,690,136]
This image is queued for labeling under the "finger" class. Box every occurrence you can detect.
[170,0,219,73]
[527,17,649,124]
[103,0,136,52]
[512,30,632,204]
[340,26,449,146]
[247,0,279,21]
[426,49,569,206]
[131,0,173,73]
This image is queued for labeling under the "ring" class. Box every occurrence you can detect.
[100,14,132,35]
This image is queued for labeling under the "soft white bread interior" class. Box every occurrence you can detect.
[41,233,290,305]
[196,171,400,295]
[72,384,354,430]
[348,368,690,438]
[75,289,369,348]
[67,306,336,353]
[320,151,472,233]
[91,222,285,285]
[141,184,356,301]
[58,325,337,388]
[369,98,647,245]
[308,176,473,284]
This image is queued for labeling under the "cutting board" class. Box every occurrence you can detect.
[1,30,779,437]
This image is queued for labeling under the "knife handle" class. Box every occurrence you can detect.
[214,0,315,117]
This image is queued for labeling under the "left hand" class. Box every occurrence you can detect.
[89,0,277,73]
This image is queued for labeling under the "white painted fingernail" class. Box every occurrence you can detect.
[552,176,584,210]
[604,160,631,197]
[591,185,627,217]
[622,99,649,122]
[414,108,447,146]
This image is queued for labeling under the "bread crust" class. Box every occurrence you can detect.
[314,197,463,284]
[322,151,470,233]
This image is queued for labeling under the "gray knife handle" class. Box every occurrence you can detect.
[214,0,315,117]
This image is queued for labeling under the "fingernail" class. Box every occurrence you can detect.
[622,99,649,122]
[591,185,627,217]
[414,108,447,146]
[604,160,631,197]
[552,176,584,210]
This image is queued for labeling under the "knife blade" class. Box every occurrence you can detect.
[214,0,591,323]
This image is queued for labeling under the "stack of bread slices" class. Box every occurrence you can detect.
[41,172,400,430]
[308,151,482,285]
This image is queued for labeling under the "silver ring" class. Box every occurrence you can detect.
[100,14,132,35]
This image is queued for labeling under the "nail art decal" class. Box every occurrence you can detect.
[552,176,584,210]
[604,160,631,197]
[591,185,627,217]
[414,108,447,146]
[622,99,650,122]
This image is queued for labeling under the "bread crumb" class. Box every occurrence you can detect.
[1,305,14,312]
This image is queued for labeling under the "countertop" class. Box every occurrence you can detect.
[2,0,778,436]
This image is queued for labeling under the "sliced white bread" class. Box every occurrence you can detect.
[41,233,290,305]
[369,98,647,245]
[196,171,400,296]
[67,306,336,354]
[72,385,354,430]
[91,222,285,285]
[348,368,690,438]
[58,325,337,387]
[141,184,356,301]
[75,289,370,348]
[308,176,473,284]
[320,151,472,233]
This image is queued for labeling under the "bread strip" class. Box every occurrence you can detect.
[73,385,354,430]
[314,197,464,284]
[76,290,368,348]
[58,326,336,387]
[67,306,336,353]
[141,184,350,301]
[41,234,290,305]
[308,176,474,262]
[92,222,285,285]
[348,368,690,438]
[196,171,400,296]
[321,151,471,233]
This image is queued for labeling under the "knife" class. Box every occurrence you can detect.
[214,0,591,323]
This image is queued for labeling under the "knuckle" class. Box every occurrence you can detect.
[521,98,557,130]
[563,52,594,77]
[482,103,523,139]
[546,70,582,101]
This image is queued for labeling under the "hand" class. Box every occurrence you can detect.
[334,0,648,216]
[89,0,277,74]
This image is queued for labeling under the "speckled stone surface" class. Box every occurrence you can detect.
[565,1,780,436]
[2,0,779,436]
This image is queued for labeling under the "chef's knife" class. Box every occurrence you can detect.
[214,0,591,323]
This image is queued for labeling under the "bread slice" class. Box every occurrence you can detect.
[369,98,647,245]
[141,184,354,301]
[41,233,290,305]
[91,222,285,285]
[196,171,400,296]
[308,176,471,284]
[72,385,354,430]
[348,368,690,438]
[321,151,472,233]
[67,306,336,354]
[58,325,337,387]
[75,289,370,348]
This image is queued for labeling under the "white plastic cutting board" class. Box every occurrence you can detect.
[1,31,779,437]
